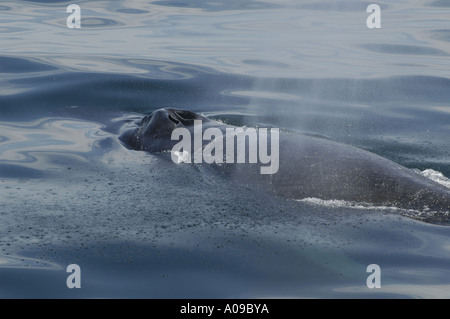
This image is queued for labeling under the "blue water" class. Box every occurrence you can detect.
[1,0,450,298]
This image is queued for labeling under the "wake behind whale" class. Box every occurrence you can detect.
[118,108,450,220]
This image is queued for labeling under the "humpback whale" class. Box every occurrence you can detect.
[119,108,450,212]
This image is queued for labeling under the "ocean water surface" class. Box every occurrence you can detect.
[1,0,450,298]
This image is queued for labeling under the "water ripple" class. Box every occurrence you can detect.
[152,0,280,12]
[430,29,450,42]
[0,118,107,174]
[116,8,149,14]
[361,43,449,56]
[0,56,57,73]
[428,0,450,7]
[81,17,124,28]
[298,1,388,12]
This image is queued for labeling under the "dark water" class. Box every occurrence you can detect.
[1,0,450,298]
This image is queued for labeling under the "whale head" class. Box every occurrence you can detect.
[119,108,209,152]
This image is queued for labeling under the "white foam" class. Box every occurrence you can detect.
[297,196,449,223]
[296,197,399,211]
[415,168,450,189]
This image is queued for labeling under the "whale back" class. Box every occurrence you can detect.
[230,133,450,211]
